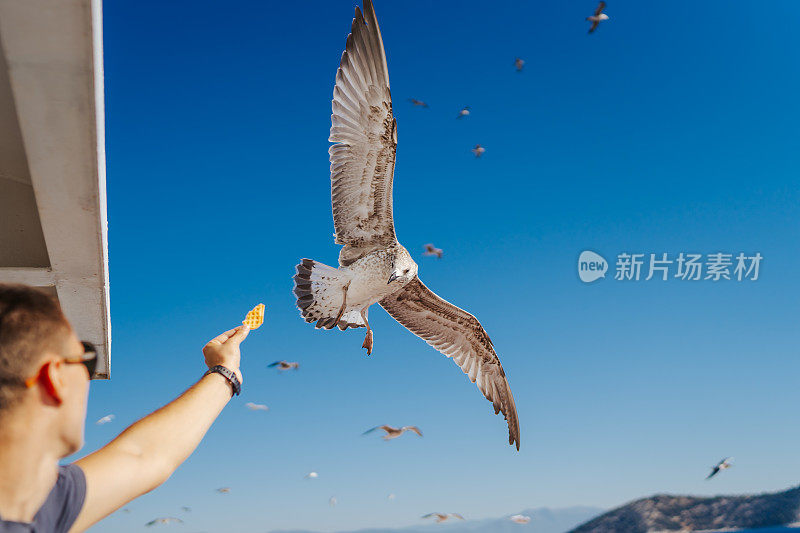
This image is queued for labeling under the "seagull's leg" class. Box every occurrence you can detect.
[361,307,373,355]
[334,281,351,326]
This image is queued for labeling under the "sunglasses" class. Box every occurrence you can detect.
[24,341,99,388]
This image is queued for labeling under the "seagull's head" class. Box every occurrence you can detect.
[388,249,418,285]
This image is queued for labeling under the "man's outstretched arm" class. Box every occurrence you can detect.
[70,325,250,532]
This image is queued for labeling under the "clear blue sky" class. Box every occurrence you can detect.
[78,0,800,531]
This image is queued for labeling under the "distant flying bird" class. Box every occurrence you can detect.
[181,507,191,513]
[707,457,734,479]
[422,244,443,259]
[363,425,423,440]
[95,414,114,425]
[586,1,609,34]
[216,487,231,494]
[146,517,183,526]
[510,514,531,524]
[409,98,429,108]
[471,144,486,158]
[245,402,269,411]
[305,471,319,479]
[514,57,525,72]
[422,513,465,523]
[268,360,299,371]
[456,106,470,119]
[329,496,338,507]
[292,0,520,450]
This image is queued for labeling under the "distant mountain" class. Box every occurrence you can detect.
[570,485,800,533]
[269,506,602,533]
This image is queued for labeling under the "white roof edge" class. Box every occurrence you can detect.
[0,0,111,378]
[91,0,111,377]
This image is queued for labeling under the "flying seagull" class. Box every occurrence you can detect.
[216,487,231,494]
[456,106,470,119]
[305,471,319,479]
[587,1,609,34]
[181,507,191,512]
[408,98,429,108]
[363,425,423,440]
[514,57,525,72]
[268,360,299,371]
[95,414,114,425]
[146,517,183,526]
[510,514,531,524]
[471,144,486,158]
[292,0,519,450]
[706,457,733,479]
[422,243,443,259]
[422,513,465,523]
[245,402,269,411]
[329,496,338,507]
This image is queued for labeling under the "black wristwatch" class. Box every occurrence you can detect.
[204,365,241,397]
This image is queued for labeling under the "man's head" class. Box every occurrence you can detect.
[0,284,91,456]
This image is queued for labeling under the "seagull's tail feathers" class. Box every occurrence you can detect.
[294,259,366,330]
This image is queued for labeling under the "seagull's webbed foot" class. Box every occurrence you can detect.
[360,307,373,355]
[362,328,373,355]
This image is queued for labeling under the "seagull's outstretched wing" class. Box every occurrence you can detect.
[595,1,606,16]
[404,426,423,437]
[362,425,384,435]
[329,0,398,266]
[706,466,720,479]
[380,278,520,449]
[267,361,282,368]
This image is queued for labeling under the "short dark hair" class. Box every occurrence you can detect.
[0,284,70,411]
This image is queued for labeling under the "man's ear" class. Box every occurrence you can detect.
[40,360,65,405]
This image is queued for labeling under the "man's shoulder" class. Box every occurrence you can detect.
[0,464,86,533]
[37,464,87,532]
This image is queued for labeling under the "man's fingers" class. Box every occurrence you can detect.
[226,324,250,345]
[208,328,238,345]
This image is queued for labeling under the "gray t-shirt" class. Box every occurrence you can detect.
[0,464,86,533]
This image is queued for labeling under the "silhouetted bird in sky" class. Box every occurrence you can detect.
[422,513,464,523]
[95,414,114,425]
[146,517,183,526]
[707,457,733,479]
[514,57,525,72]
[409,98,429,108]
[268,360,299,371]
[363,425,423,440]
[587,1,609,34]
[423,244,443,259]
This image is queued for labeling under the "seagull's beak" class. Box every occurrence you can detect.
[387,272,400,284]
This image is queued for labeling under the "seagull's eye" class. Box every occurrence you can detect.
[403,268,409,274]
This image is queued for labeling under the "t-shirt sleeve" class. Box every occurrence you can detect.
[48,464,87,533]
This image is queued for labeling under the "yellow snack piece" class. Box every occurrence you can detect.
[243,303,265,330]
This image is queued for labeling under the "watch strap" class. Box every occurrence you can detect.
[204,365,241,396]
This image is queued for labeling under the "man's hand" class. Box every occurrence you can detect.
[202,325,249,384]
